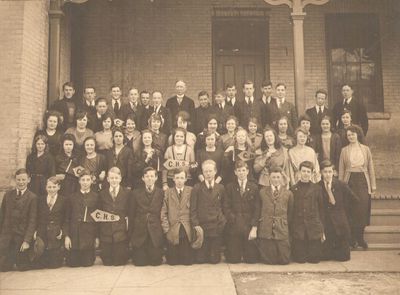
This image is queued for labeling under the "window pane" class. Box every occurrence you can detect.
[346,49,361,62]
[361,63,375,81]
[360,48,374,62]
[331,48,345,62]
[346,64,360,83]
[332,65,345,84]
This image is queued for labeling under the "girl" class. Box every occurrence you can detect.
[79,136,107,191]
[94,113,114,154]
[254,127,290,187]
[316,116,342,172]
[220,116,238,151]
[168,111,196,148]
[277,116,295,149]
[163,127,196,190]
[55,134,80,196]
[288,127,321,185]
[35,110,63,157]
[124,114,141,153]
[149,113,168,154]
[337,110,365,146]
[65,110,94,154]
[247,117,263,151]
[26,134,56,196]
[195,115,222,151]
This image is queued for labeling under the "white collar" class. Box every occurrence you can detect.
[86,100,95,107]
[17,188,27,195]
[110,185,120,195]
[278,97,285,104]
[112,98,121,104]
[344,97,352,104]
[47,193,58,201]
[146,185,155,193]
[177,95,184,99]
[272,185,280,192]
[80,189,91,194]
[316,105,325,111]
[219,101,226,108]
[205,179,215,189]
[238,179,247,188]
[245,96,254,104]
[176,187,184,194]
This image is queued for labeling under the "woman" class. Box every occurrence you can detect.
[315,116,342,171]
[163,127,196,190]
[94,113,114,154]
[195,115,222,151]
[148,113,168,154]
[247,117,263,151]
[277,116,295,150]
[254,127,290,187]
[132,129,163,188]
[26,134,56,196]
[337,110,365,146]
[339,125,376,250]
[288,127,321,185]
[79,136,107,191]
[35,110,63,157]
[105,128,133,189]
[220,116,238,151]
[124,114,141,153]
[168,111,196,148]
[55,134,80,196]
[65,110,94,154]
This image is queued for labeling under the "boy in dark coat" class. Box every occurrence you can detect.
[191,159,227,264]
[210,90,235,135]
[130,167,164,266]
[290,161,325,263]
[36,177,66,269]
[0,169,37,271]
[223,161,260,263]
[320,160,359,261]
[64,170,99,267]
[99,167,131,266]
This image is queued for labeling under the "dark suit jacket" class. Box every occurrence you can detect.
[119,102,145,130]
[145,106,172,135]
[50,96,81,131]
[166,95,195,131]
[129,187,164,248]
[0,189,37,252]
[190,182,227,237]
[37,194,66,250]
[305,106,330,135]
[290,182,324,241]
[315,132,342,170]
[107,99,126,121]
[64,191,99,250]
[223,181,261,237]
[98,187,131,243]
[259,96,280,128]
[235,99,263,129]
[194,106,212,135]
[319,179,358,240]
[278,100,298,134]
[105,146,134,187]
[332,98,369,135]
[210,103,235,134]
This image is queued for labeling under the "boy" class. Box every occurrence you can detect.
[108,85,124,122]
[64,170,99,267]
[235,80,263,129]
[36,176,66,269]
[298,114,317,151]
[190,160,226,264]
[130,167,164,266]
[258,167,294,264]
[210,90,234,135]
[161,169,193,265]
[275,83,298,134]
[88,97,111,133]
[120,87,145,130]
[305,89,330,135]
[99,167,131,266]
[148,91,171,135]
[193,90,212,134]
[225,83,238,107]
[0,169,37,271]
[320,160,358,261]
[290,161,325,263]
[223,161,260,264]
[50,82,80,131]
[260,80,279,128]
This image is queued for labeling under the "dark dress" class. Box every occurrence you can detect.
[132,148,163,188]
[35,129,62,157]
[26,152,56,197]
[80,154,108,191]
[195,148,224,181]
[55,152,80,196]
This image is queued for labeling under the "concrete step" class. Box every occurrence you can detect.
[365,226,400,244]
[370,209,400,226]
[365,243,400,250]
[372,198,400,209]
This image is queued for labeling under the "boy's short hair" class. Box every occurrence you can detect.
[261,80,273,87]
[269,166,283,175]
[47,176,60,186]
[298,114,311,123]
[62,82,75,90]
[140,90,150,96]
[95,97,108,106]
[84,86,96,93]
[110,85,121,91]
[315,89,328,97]
[173,168,187,178]
[202,159,217,171]
[235,160,248,170]
[108,166,122,177]
[320,160,334,170]
[15,168,29,177]
[299,161,314,171]
[143,166,157,177]
[214,89,226,97]
[276,82,286,89]
[78,169,92,179]
[243,80,254,87]
[198,90,209,98]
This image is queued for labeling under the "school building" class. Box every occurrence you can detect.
[0,0,399,189]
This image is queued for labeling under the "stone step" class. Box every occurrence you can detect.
[370,209,400,226]
[365,243,400,250]
[365,226,400,244]
[372,198,400,209]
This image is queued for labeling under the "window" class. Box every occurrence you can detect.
[326,14,384,112]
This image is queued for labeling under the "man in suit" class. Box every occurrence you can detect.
[191,160,227,264]
[275,83,298,134]
[225,83,239,108]
[305,89,330,136]
[130,167,164,266]
[0,169,37,271]
[235,80,263,129]
[260,80,279,128]
[87,97,111,133]
[49,81,80,131]
[210,90,235,135]
[290,161,325,264]
[193,91,212,135]
[108,85,124,125]
[166,80,195,131]
[146,91,171,135]
[139,90,152,129]
[332,84,369,135]
[223,161,260,264]
[77,86,97,115]
[119,87,145,130]
[320,160,359,261]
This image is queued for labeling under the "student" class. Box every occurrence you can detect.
[193,90,212,135]
[305,89,330,136]
[161,169,194,265]
[130,167,164,266]
[108,85,124,122]
[94,113,114,155]
[36,177,66,269]
[190,160,227,264]
[320,160,358,261]
[210,90,235,135]
[26,134,56,197]
[277,116,295,150]
[88,97,111,133]
[290,161,325,264]
[336,110,365,147]
[120,87,144,130]
[259,80,279,128]
[247,117,263,151]
[223,161,260,263]
[140,90,151,111]
[298,114,317,151]
[258,167,294,265]
[77,86,97,117]
[149,113,168,154]
[149,91,171,135]
[98,167,131,266]
[65,110,94,153]
[35,110,63,158]
[0,169,37,271]
[195,115,222,151]
[235,80,263,129]
[64,170,99,267]
[275,83,298,134]
[168,111,197,149]
[124,114,142,154]
[220,116,239,151]
[225,83,238,108]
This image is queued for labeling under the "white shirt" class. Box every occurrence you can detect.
[262,96,272,104]
[176,187,184,195]
[344,97,353,105]
[154,105,161,114]
[80,189,90,194]
[245,96,254,104]
[86,100,95,107]
[110,185,120,198]
[218,101,226,109]
[205,180,215,189]
[16,188,27,196]
[130,102,138,109]
[47,194,58,209]
[315,105,325,113]
[112,99,121,109]
[227,97,236,106]
[238,179,247,190]
[272,185,280,194]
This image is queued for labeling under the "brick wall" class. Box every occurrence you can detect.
[0,0,49,190]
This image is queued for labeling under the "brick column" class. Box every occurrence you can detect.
[0,0,49,191]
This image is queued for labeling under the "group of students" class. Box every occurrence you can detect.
[0,79,376,271]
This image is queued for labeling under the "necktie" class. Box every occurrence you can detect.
[317,107,321,115]
[177,97,182,105]
[344,99,349,106]
[273,186,279,198]
[240,181,245,196]
[177,189,182,201]
[207,182,213,191]
[48,195,56,210]
[17,190,22,197]
[111,188,117,200]
[277,99,281,109]
[326,182,336,205]
[114,100,120,113]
